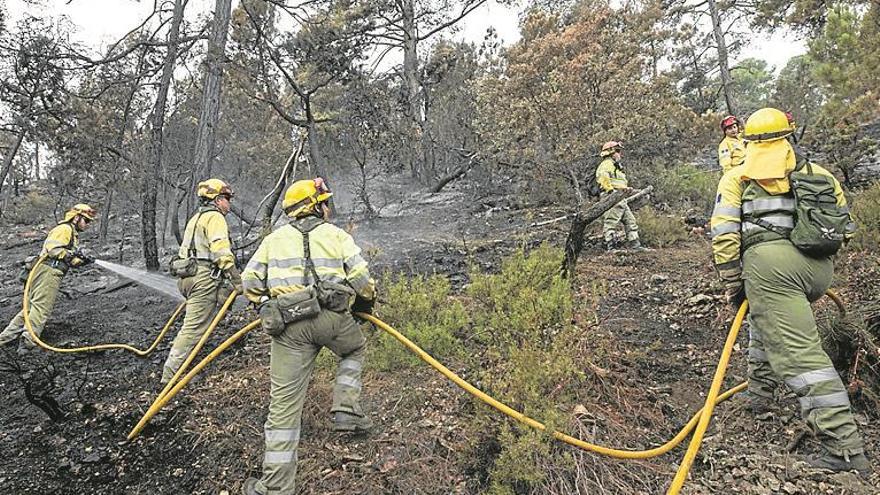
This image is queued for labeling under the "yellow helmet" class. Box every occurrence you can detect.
[197,178,234,200]
[743,108,794,142]
[282,178,333,217]
[600,140,622,157]
[63,203,98,223]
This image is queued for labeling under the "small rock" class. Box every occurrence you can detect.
[782,481,798,494]
[687,294,714,305]
[650,274,669,285]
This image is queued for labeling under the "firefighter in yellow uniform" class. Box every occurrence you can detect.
[0,204,97,349]
[717,115,745,173]
[710,108,868,474]
[595,141,644,251]
[161,179,241,384]
[241,178,377,495]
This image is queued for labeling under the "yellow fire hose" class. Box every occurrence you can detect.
[126,289,238,438]
[665,289,844,494]
[127,318,261,440]
[125,291,846,493]
[126,310,748,459]
[666,300,748,494]
[363,312,749,459]
[22,255,185,355]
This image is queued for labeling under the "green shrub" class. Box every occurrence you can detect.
[367,272,467,370]
[3,191,55,225]
[464,244,587,491]
[850,183,880,251]
[635,206,690,248]
[466,244,573,352]
[651,163,718,213]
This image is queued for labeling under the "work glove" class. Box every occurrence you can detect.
[68,249,94,268]
[226,266,243,294]
[725,282,746,309]
[351,295,376,324]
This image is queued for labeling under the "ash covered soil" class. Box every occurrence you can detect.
[1,186,879,494]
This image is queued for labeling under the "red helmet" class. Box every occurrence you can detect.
[720,115,738,130]
[600,140,623,157]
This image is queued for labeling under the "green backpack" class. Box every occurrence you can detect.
[787,162,851,257]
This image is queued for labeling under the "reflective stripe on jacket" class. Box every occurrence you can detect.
[178,206,235,270]
[41,223,78,260]
[718,135,745,173]
[241,216,376,303]
[595,157,628,192]
[710,162,853,283]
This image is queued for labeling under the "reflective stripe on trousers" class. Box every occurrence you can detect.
[259,309,367,494]
[743,240,864,456]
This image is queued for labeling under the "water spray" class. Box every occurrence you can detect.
[21,256,184,355]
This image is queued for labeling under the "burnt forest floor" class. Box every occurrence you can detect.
[1,184,879,494]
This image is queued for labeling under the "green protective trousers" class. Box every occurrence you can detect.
[602,199,639,243]
[256,309,366,495]
[743,239,864,456]
[0,264,64,347]
[161,266,221,383]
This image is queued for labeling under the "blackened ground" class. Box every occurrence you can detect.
[0,188,878,494]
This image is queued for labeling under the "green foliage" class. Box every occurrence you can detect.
[772,55,823,129]
[367,273,467,370]
[849,183,880,251]
[651,162,718,213]
[3,191,55,225]
[803,4,880,182]
[464,244,587,491]
[467,244,572,351]
[475,5,707,206]
[636,206,690,248]
[726,58,773,115]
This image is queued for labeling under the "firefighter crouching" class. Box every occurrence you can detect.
[0,203,97,350]
[241,178,377,495]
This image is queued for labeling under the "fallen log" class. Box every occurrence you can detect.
[561,186,653,278]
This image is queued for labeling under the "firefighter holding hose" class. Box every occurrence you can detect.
[0,204,97,351]
[240,177,377,495]
[162,179,242,385]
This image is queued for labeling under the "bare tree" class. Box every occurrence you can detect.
[142,0,186,270]
[193,0,233,179]
[364,0,492,181]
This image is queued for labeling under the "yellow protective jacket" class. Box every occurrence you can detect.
[717,135,745,174]
[178,205,235,271]
[710,162,853,286]
[595,157,628,192]
[241,216,376,304]
[42,222,78,261]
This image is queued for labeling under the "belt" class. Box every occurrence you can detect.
[47,258,70,274]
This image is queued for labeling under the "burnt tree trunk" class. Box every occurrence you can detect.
[0,130,26,200]
[192,0,232,179]
[429,161,472,193]
[257,141,303,238]
[142,0,185,270]
[561,186,653,278]
[709,0,736,115]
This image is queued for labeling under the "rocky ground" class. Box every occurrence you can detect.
[0,183,878,494]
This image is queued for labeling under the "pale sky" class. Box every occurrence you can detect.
[5,0,803,71]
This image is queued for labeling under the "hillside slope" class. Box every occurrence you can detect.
[0,205,878,494]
